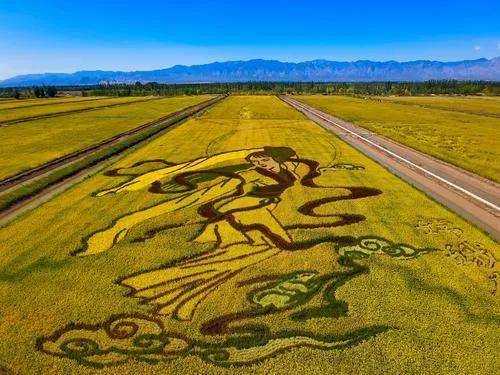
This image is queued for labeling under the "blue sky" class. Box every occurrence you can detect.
[1,0,499,79]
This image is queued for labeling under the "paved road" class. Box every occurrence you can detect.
[281,95,500,240]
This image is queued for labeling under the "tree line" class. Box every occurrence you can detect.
[82,81,500,96]
[0,86,58,99]
[1,81,499,98]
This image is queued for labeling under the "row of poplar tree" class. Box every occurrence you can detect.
[1,81,499,98]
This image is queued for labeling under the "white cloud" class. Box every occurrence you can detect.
[473,45,481,51]
[497,43,500,50]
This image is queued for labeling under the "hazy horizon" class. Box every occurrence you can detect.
[3,56,499,78]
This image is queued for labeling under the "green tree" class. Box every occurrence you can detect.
[33,87,45,98]
[46,86,57,97]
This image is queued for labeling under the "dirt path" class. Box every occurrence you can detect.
[0,96,223,192]
[280,95,500,240]
[0,96,165,126]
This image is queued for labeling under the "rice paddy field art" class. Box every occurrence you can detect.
[295,95,500,182]
[0,96,498,374]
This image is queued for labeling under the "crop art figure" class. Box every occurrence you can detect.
[43,146,435,367]
[75,146,380,320]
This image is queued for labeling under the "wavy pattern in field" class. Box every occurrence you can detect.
[0,95,213,180]
[0,96,498,374]
[296,95,500,182]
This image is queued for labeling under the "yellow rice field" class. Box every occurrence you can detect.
[295,95,500,182]
[372,95,500,117]
[0,96,497,374]
[0,96,158,123]
[0,96,109,111]
[0,95,213,180]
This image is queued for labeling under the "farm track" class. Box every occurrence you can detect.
[281,95,500,240]
[0,95,225,224]
[0,96,164,126]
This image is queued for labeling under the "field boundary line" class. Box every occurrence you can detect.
[280,95,500,239]
[0,96,165,126]
[0,95,226,225]
[0,96,111,112]
[364,96,500,119]
[0,95,224,191]
[322,107,499,189]
[282,96,499,212]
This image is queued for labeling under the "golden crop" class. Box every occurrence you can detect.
[0,96,108,111]
[0,96,497,374]
[0,96,152,123]
[372,95,500,117]
[296,95,500,182]
[0,95,214,179]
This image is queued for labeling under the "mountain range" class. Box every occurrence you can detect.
[1,58,499,87]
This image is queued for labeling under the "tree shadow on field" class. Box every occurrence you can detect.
[382,261,499,325]
[0,256,70,283]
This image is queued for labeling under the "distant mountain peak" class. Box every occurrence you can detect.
[1,57,499,87]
